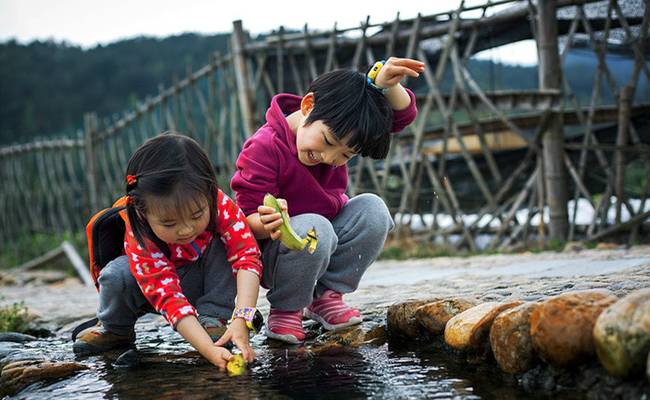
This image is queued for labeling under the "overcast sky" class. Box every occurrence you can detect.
[0,0,537,65]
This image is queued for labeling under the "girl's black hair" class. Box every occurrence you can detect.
[124,133,219,253]
[304,69,393,159]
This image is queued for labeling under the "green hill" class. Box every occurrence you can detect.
[0,33,230,145]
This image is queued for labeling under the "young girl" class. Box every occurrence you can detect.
[231,57,424,343]
[74,133,262,371]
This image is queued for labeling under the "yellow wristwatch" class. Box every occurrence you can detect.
[366,60,389,94]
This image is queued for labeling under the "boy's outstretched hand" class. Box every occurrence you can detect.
[374,57,425,89]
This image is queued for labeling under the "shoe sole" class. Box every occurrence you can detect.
[262,326,303,344]
[304,309,363,331]
[72,340,134,356]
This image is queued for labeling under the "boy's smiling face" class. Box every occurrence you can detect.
[294,93,358,167]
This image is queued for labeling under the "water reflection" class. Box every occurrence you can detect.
[9,315,586,399]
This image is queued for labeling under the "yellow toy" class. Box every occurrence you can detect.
[263,194,318,254]
[226,354,247,376]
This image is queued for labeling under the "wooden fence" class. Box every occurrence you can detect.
[1,0,648,255]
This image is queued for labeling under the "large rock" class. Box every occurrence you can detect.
[387,299,439,338]
[444,301,522,351]
[311,323,387,353]
[489,302,539,374]
[530,289,617,367]
[593,288,650,377]
[415,298,478,335]
[0,359,88,396]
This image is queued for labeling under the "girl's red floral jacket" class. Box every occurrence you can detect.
[123,189,262,327]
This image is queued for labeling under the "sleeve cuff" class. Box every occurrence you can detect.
[167,304,198,329]
[232,262,262,278]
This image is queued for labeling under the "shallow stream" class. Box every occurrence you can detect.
[7,314,587,400]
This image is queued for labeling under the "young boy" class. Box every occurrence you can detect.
[231,57,424,343]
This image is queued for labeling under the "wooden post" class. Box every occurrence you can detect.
[61,241,94,286]
[537,0,568,241]
[83,112,98,214]
[231,20,256,136]
[615,85,634,223]
[276,26,285,93]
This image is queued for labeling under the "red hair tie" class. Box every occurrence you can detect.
[126,174,138,186]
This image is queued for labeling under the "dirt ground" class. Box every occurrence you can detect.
[2,244,649,331]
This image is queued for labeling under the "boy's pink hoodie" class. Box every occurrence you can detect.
[231,90,417,220]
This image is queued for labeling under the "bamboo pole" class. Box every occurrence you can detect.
[288,50,304,94]
[490,170,538,248]
[423,158,476,250]
[351,16,371,70]
[589,210,650,242]
[276,26,285,93]
[303,24,318,81]
[246,0,598,53]
[83,113,99,213]
[231,20,257,137]
[181,64,197,138]
[35,150,57,230]
[537,0,568,241]
[615,85,634,224]
[45,150,72,231]
[386,12,400,58]
[324,22,338,73]
[450,46,502,185]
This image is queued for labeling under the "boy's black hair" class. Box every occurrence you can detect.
[304,69,394,159]
[124,133,219,253]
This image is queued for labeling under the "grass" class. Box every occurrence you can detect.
[0,301,30,333]
[0,230,87,273]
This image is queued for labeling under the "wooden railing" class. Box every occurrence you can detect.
[1,0,648,255]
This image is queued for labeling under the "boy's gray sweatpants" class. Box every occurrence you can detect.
[261,193,394,311]
[96,238,236,335]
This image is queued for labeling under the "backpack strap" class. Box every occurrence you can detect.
[71,317,99,341]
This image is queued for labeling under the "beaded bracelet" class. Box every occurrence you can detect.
[229,307,264,334]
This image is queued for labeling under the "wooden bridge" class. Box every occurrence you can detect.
[1,0,648,255]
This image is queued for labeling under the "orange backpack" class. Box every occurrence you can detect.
[85,196,128,290]
[72,197,129,340]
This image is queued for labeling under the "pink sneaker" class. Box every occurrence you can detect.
[305,290,362,330]
[264,308,305,344]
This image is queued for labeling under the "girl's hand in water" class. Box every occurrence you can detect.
[215,318,255,362]
[374,57,425,89]
[257,198,289,241]
[208,346,234,371]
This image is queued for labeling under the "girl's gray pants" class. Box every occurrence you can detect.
[260,193,394,311]
[96,238,236,335]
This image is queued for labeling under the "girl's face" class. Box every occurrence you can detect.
[144,195,210,245]
[294,93,358,167]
